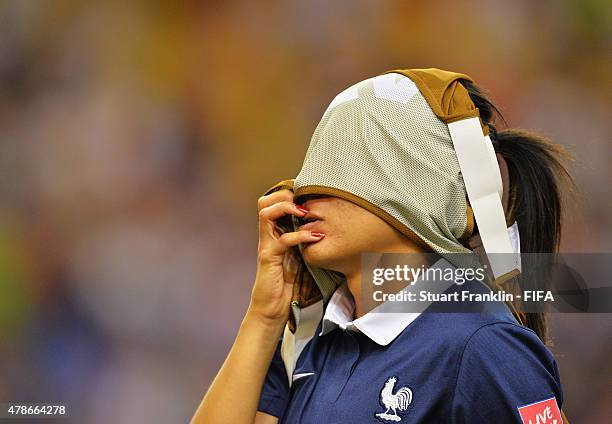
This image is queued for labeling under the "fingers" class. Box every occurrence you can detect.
[279,230,325,247]
[257,188,324,261]
[259,200,307,225]
[258,198,309,244]
[257,189,295,212]
[265,230,325,258]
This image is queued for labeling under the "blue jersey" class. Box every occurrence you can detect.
[258,272,564,423]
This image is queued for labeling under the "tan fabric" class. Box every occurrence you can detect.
[383,68,489,135]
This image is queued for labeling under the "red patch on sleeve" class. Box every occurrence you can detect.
[517,397,563,424]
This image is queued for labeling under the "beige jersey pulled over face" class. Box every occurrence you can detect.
[264,68,487,304]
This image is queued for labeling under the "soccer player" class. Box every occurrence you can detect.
[192,69,572,423]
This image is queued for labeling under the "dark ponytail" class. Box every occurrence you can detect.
[461,80,574,344]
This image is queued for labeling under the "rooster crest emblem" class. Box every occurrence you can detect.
[375,376,413,422]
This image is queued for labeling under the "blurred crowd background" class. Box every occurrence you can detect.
[0,1,610,423]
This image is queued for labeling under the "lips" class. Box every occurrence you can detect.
[297,220,322,231]
[296,213,323,231]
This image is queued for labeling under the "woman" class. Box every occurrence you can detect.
[192,68,572,423]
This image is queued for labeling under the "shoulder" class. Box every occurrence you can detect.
[417,311,559,384]
[413,276,534,354]
[449,320,563,422]
[457,320,559,381]
[411,310,521,353]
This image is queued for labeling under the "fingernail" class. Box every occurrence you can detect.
[311,232,325,237]
[295,204,309,214]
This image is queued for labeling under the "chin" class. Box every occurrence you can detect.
[301,240,344,272]
[301,240,330,266]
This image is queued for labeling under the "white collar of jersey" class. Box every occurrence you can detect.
[319,257,456,346]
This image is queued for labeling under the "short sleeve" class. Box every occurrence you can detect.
[257,337,290,418]
[451,322,564,423]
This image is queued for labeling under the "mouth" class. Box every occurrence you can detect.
[297,215,323,231]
